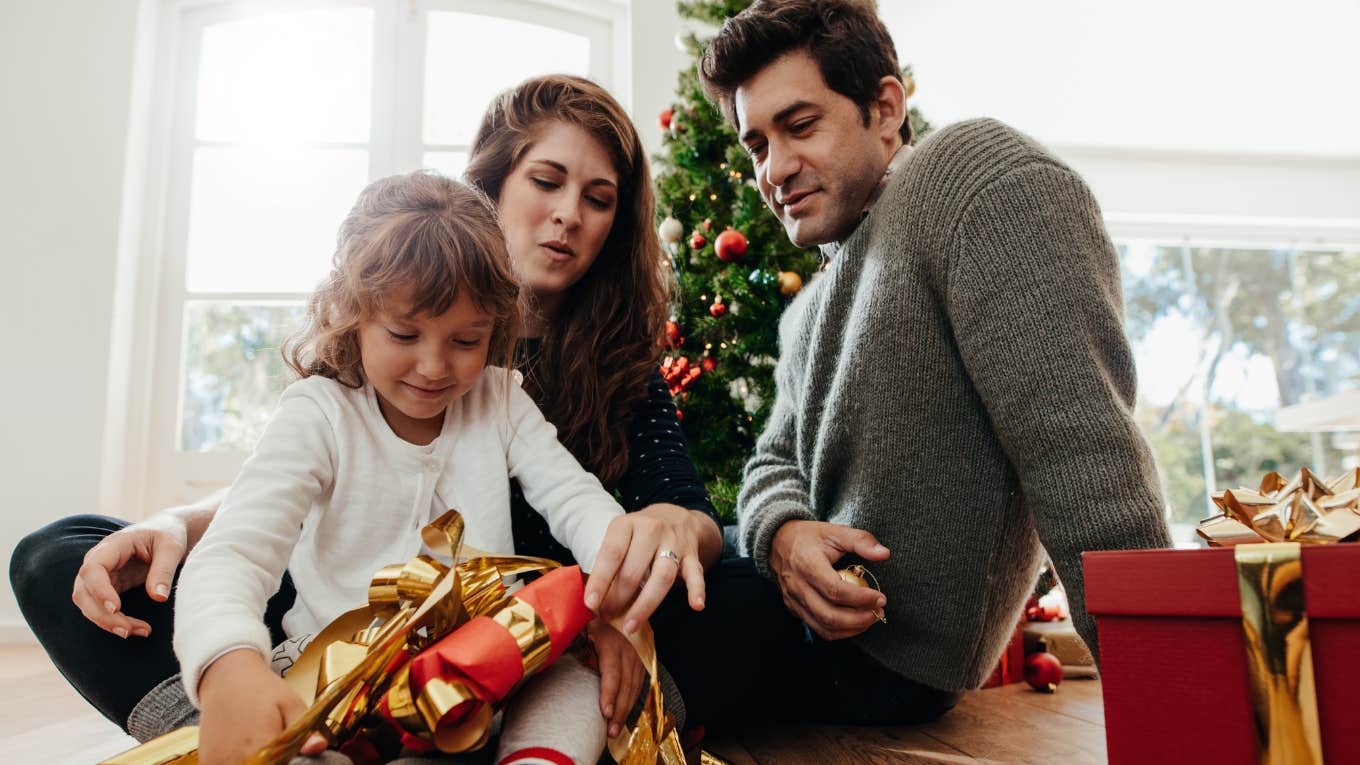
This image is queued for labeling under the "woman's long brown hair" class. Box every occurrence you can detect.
[465,75,668,487]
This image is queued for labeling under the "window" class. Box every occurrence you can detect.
[1119,241,1360,546]
[136,0,619,511]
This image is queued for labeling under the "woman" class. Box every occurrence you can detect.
[11,76,777,749]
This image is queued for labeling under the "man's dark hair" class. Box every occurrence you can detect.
[699,0,911,144]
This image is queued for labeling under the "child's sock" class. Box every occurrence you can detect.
[495,653,606,765]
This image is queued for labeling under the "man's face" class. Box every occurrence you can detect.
[734,51,891,247]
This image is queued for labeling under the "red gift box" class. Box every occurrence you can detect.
[981,622,1024,688]
[1084,544,1360,764]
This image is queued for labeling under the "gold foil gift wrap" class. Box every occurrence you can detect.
[101,508,704,765]
[102,510,574,765]
[1197,468,1360,765]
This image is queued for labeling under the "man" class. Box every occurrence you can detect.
[700,0,1172,724]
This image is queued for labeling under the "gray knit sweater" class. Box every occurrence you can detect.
[736,118,1172,692]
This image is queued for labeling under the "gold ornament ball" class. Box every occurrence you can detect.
[837,564,886,623]
[904,75,916,98]
[777,270,803,297]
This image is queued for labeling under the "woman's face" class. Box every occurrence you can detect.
[497,121,620,310]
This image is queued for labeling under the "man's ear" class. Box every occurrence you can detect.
[871,75,907,143]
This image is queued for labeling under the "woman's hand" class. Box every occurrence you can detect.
[198,649,326,765]
[71,514,188,638]
[584,504,721,632]
[588,620,646,738]
[71,494,221,637]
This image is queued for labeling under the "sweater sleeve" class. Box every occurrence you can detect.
[735,308,817,578]
[173,385,336,707]
[945,161,1172,663]
[614,370,718,520]
[503,375,624,572]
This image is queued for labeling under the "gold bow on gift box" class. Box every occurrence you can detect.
[1196,468,1360,765]
[102,509,697,765]
[1197,467,1360,547]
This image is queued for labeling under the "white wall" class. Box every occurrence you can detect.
[877,0,1360,236]
[0,0,146,636]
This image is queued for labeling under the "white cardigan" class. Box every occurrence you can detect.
[173,368,623,706]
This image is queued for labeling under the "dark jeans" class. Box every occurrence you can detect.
[653,556,961,730]
[8,514,295,731]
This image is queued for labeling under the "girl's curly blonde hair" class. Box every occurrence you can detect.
[283,171,520,385]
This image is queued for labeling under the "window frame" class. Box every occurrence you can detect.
[104,0,625,517]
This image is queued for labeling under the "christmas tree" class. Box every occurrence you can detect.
[654,0,932,518]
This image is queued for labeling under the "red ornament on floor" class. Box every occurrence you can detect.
[1024,651,1063,693]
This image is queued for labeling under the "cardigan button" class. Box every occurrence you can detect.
[423,458,440,473]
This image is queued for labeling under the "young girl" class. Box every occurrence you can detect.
[173,171,619,765]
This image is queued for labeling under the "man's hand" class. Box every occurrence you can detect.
[197,649,326,765]
[588,620,646,739]
[768,520,890,640]
[71,515,190,638]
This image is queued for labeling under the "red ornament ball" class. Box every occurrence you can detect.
[701,356,717,372]
[715,229,748,262]
[690,232,707,249]
[659,109,674,129]
[709,301,727,318]
[665,320,682,345]
[702,218,713,231]
[1024,651,1063,693]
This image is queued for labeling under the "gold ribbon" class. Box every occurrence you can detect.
[101,509,706,765]
[101,510,561,765]
[1234,543,1323,765]
[1197,468,1355,764]
[605,619,687,765]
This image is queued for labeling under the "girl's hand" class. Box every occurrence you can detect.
[588,620,646,738]
[584,504,720,632]
[71,515,190,638]
[198,649,327,765]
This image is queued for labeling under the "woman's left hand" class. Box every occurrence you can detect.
[588,620,646,738]
[584,504,720,632]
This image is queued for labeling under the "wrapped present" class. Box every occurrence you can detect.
[101,509,691,765]
[1022,619,1094,673]
[981,623,1025,688]
[1085,468,1360,764]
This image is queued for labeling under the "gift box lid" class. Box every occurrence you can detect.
[1083,544,1360,619]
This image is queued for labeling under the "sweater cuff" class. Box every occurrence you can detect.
[176,622,273,709]
[743,501,817,579]
[572,505,624,574]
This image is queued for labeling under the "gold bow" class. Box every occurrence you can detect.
[1197,468,1360,547]
[1195,468,1357,765]
[102,509,714,765]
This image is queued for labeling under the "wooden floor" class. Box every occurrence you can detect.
[1,644,1106,764]
[704,678,1106,764]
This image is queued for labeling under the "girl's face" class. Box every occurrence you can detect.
[357,291,493,445]
[497,121,619,310]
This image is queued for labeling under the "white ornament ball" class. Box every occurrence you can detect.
[658,216,684,245]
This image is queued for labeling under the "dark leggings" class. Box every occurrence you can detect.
[10,516,956,735]
[8,514,295,731]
